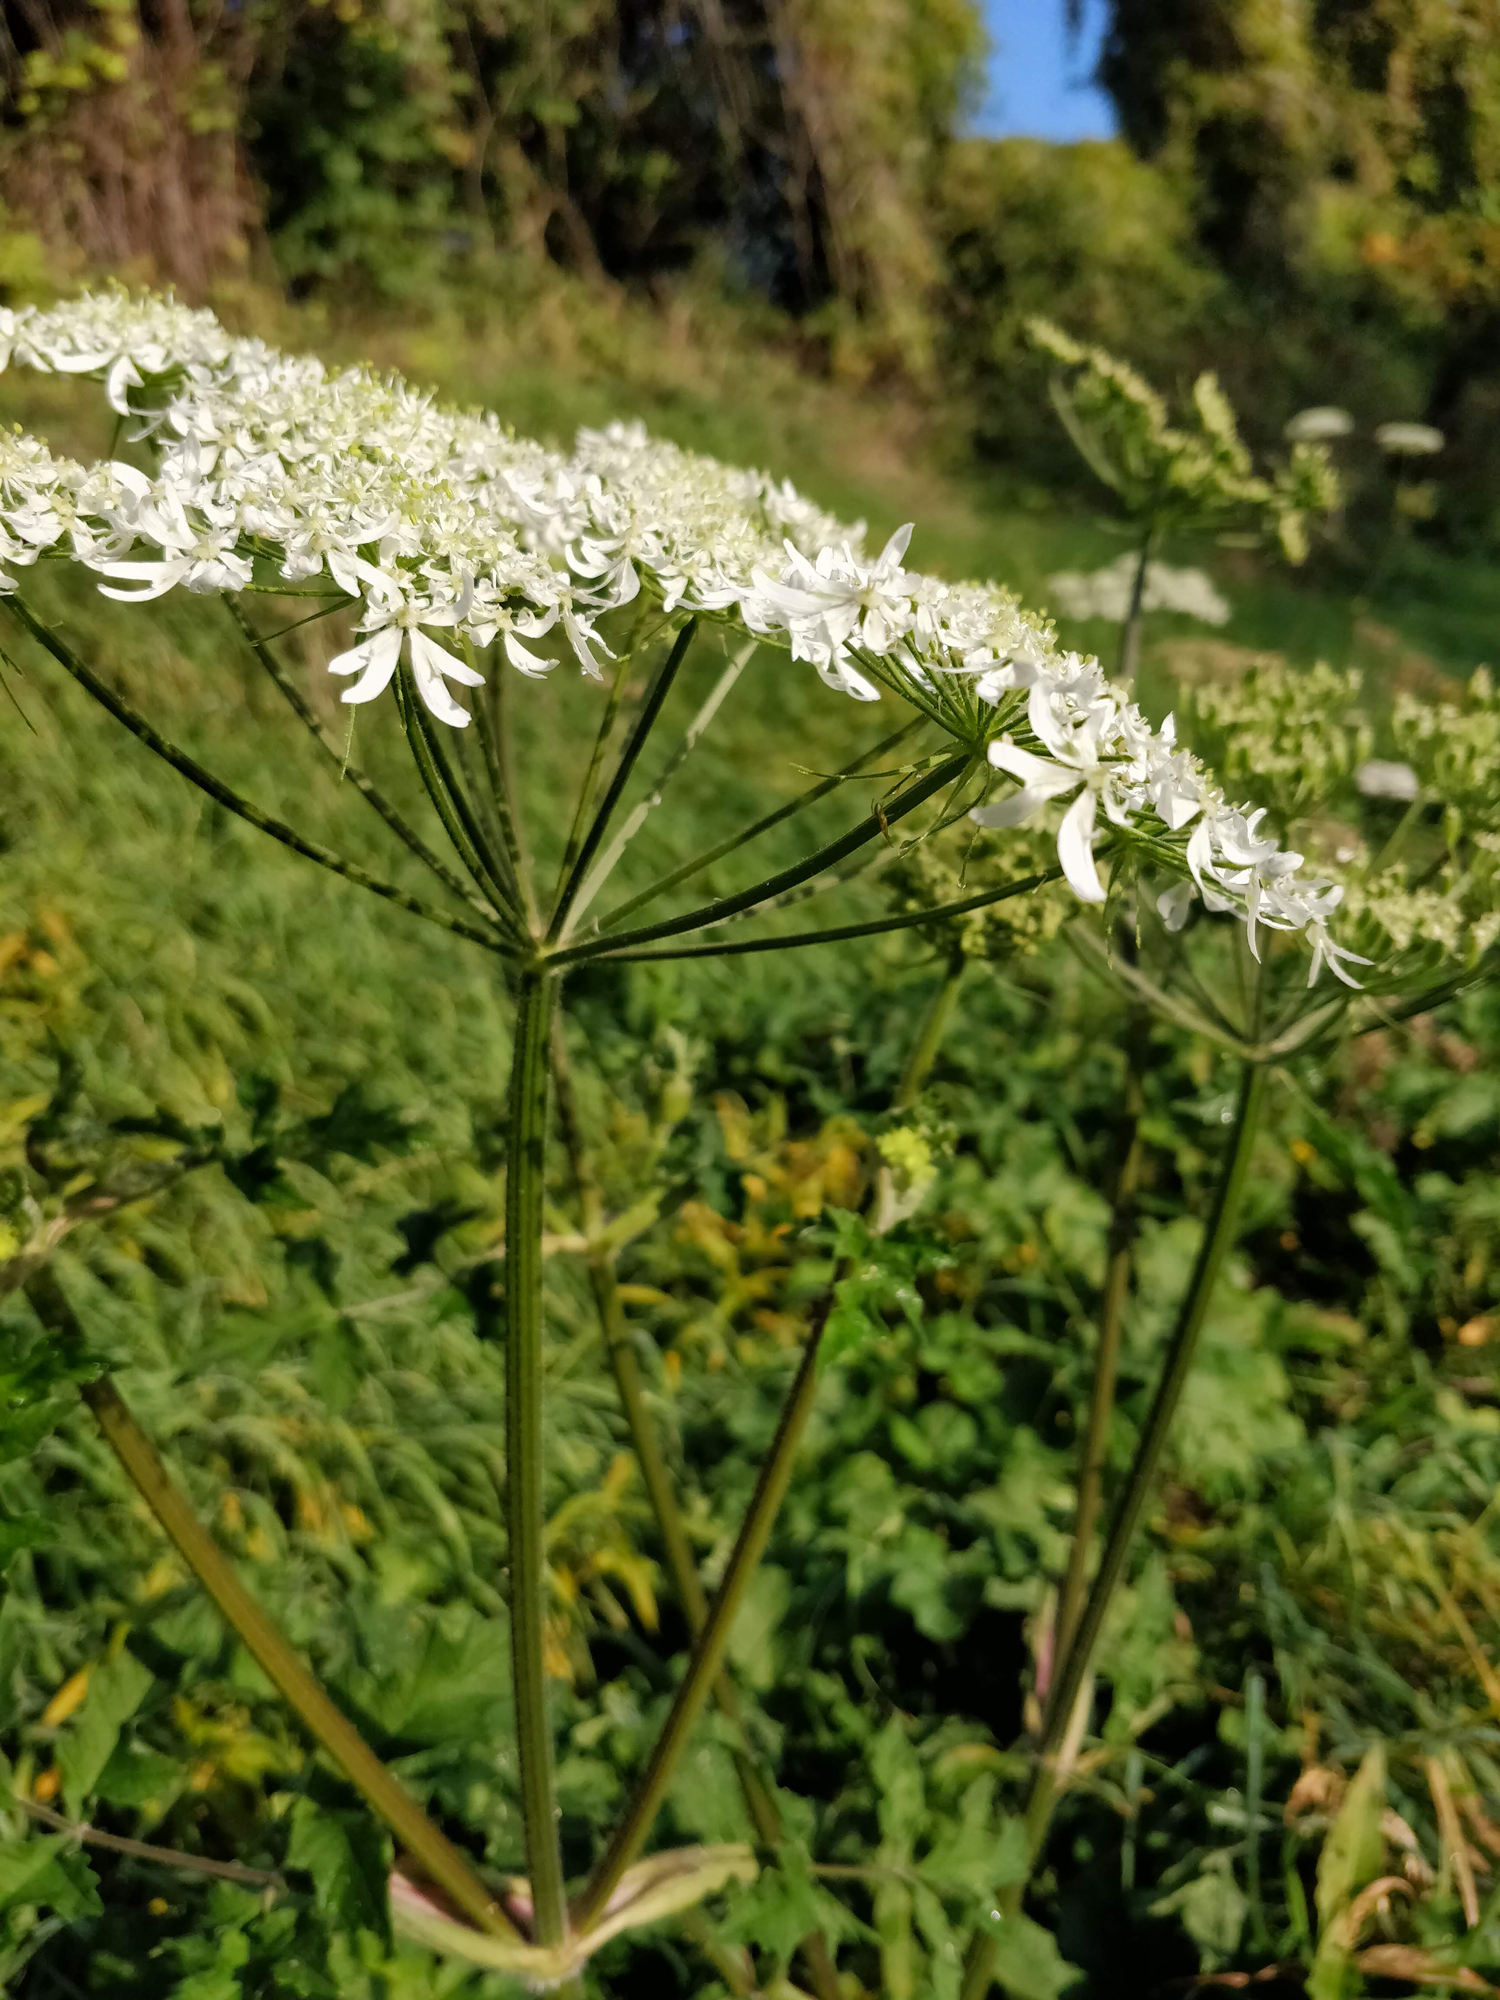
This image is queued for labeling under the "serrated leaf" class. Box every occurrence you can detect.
[871,1716,925,1853]
[982,1910,1080,2000]
[0,1835,102,1921]
[717,1841,852,1971]
[95,1741,185,1810]
[287,1797,390,1946]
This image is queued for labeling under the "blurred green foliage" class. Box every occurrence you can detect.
[11,0,1500,537]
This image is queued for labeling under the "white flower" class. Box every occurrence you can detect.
[1046,555,1229,628]
[1355,759,1420,802]
[972,684,1128,902]
[0,289,1371,985]
[329,603,485,727]
[1374,421,1444,458]
[1284,407,1353,444]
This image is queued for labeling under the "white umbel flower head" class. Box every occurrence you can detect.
[0,288,1370,985]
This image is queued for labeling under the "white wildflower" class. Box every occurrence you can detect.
[0,288,1369,983]
[1355,759,1420,802]
[1047,555,1230,628]
[1284,407,1354,444]
[1374,421,1444,458]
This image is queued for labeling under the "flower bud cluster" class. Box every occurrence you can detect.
[0,290,1360,980]
[1393,668,1500,834]
[1028,317,1339,561]
[1186,661,1374,823]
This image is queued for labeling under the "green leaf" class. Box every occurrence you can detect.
[718,1842,859,1972]
[0,1513,48,1568]
[1309,1743,1386,2000]
[871,1716,925,1854]
[922,1785,1029,1901]
[727,1562,790,1692]
[0,1835,102,1921]
[286,1797,391,1946]
[982,1910,1080,2000]
[95,1741,185,1810]
[56,1650,154,1818]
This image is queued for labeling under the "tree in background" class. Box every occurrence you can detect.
[0,0,981,371]
[1084,0,1500,527]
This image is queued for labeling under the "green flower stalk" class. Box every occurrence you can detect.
[1028,316,1339,678]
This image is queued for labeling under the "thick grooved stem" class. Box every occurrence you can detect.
[23,1277,514,1941]
[505,969,568,1949]
[574,1307,829,1932]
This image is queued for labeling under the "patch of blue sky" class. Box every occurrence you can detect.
[971,0,1117,143]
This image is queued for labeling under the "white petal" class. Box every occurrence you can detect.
[504,630,555,677]
[1027,681,1072,760]
[330,626,401,705]
[878,522,914,568]
[412,627,484,686]
[95,560,190,602]
[988,737,1076,793]
[409,629,474,726]
[1057,786,1106,903]
[969,784,1061,829]
[104,355,142,415]
[105,460,152,499]
[1157,881,1196,931]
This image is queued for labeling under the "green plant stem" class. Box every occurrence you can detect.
[1119,534,1154,684]
[22,1275,516,1941]
[960,1061,1266,2000]
[504,967,568,1950]
[550,617,697,942]
[550,652,634,927]
[549,1023,842,2000]
[894,948,968,1109]
[548,1015,704,1625]
[477,661,541,930]
[574,1302,831,1933]
[592,867,1056,963]
[224,599,507,930]
[7,596,508,955]
[1051,1026,1146,1676]
[593,718,926,935]
[568,640,754,929]
[400,669,526,931]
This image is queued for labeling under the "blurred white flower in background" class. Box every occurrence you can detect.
[1355,759,1420,802]
[1285,406,1354,444]
[1047,554,1230,628]
[1375,422,1444,458]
